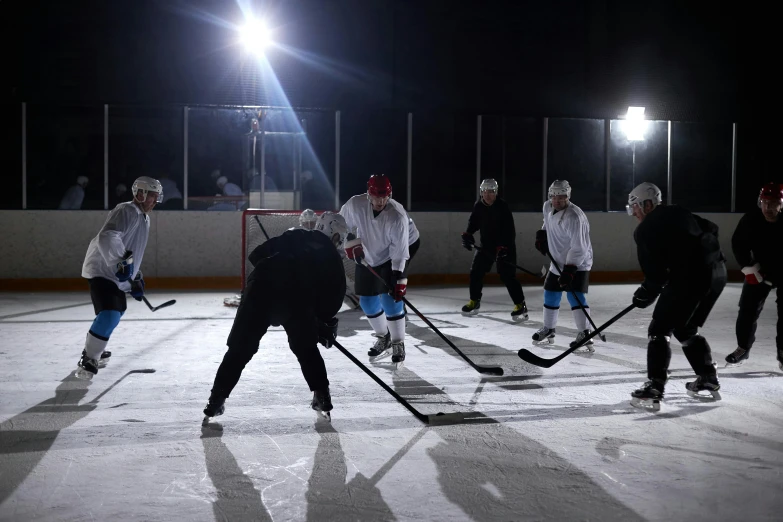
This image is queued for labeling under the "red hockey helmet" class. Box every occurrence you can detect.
[367,174,392,198]
[759,182,783,203]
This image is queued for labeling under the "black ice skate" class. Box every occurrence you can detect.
[82,349,112,368]
[686,374,722,401]
[202,397,226,425]
[532,326,556,345]
[312,388,333,421]
[368,332,392,361]
[724,347,749,368]
[391,341,405,368]
[461,299,480,316]
[511,302,529,322]
[75,353,100,380]
[630,380,665,412]
[570,330,595,353]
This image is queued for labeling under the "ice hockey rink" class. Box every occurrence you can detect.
[1,282,781,521]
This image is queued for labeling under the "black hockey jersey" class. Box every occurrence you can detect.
[633,205,723,294]
[248,229,346,322]
[731,208,783,284]
[465,197,516,249]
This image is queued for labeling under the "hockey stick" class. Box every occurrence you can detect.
[473,245,547,279]
[361,261,504,376]
[546,253,606,342]
[141,296,177,312]
[331,339,464,425]
[517,304,636,368]
[254,214,270,241]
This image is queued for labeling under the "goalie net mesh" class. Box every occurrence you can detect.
[241,209,356,292]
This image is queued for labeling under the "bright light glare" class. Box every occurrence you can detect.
[623,106,647,141]
[240,19,271,55]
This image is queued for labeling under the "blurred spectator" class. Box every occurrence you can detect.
[157,175,183,210]
[58,176,89,209]
[217,176,243,197]
[247,167,278,192]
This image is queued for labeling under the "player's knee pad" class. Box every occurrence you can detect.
[380,293,405,317]
[566,291,587,309]
[359,295,383,316]
[543,290,562,308]
[89,310,122,339]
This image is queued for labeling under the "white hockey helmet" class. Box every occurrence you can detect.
[76,176,89,188]
[480,178,499,193]
[132,176,163,203]
[299,208,317,229]
[627,182,662,216]
[315,211,348,248]
[548,179,571,199]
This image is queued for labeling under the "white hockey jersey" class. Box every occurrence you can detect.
[82,202,150,292]
[541,200,593,274]
[340,195,412,272]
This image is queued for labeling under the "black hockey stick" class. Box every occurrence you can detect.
[473,245,547,279]
[546,252,607,342]
[141,296,177,312]
[254,214,270,241]
[517,304,636,368]
[331,339,464,425]
[361,261,504,376]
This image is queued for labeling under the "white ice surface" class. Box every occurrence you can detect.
[1,284,782,521]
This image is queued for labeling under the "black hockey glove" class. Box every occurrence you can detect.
[130,274,145,302]
[632,284,658,309]
[116,251,134,282]
[317,317,339,348]
[461,232,475,251]
[534,230,548,256]
[558,265,577,289]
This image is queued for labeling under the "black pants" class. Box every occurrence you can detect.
[736,281,782,351]
[210,276,328,399]
[646,262,727,381]
[469,247,525,304]
[354,239,420,296]
[88,277,127,314]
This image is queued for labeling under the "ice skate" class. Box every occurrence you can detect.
[630,380,665,411]
[368,332,392,362]
[223,294,241,307]
[311,388,333,421]
[461,299,480,316]
[686,374,722,401]
[532,326,556,345]
[777,349,783,372]
[75,353,100,380]
[202,397,226,425]
[511,302,529,322]
[570,330,595,353]
[391,341,406,369]
[724,347,749,368]
[82,349,111,368]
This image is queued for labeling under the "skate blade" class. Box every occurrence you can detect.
[511,314,529,323]
[74,368,95,380]
[461,311,479,317]
[369,350,392,362]
[687,389,722,401]
[392,361,405,371]
[724,360,745,368]
[532,338,555,345]
[97,359,108,369]
[314,410,331,422]
[573,344,595,354]
[630,397,661,412]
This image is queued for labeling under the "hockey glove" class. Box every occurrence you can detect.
[317,317,339,348]
[130,274,145,302]
[558,265,578,289]
[632,284,658,309]
[390,270,408,302]
[741,263,764,285]
[534,230,549,256]
[496,246,510,260]
[461,232,475,251]
[344,237,365,265]
[115,251,134,282]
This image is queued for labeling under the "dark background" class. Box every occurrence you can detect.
[1,0,775,212]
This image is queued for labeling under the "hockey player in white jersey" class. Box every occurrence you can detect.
[532,180,595,351]
[340,174,421,364]
[76,176,162,378]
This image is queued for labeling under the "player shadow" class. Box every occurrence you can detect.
[200,425,273,521]
[304,422,396,521]
[385,368,647,521]
[0,371,96,506]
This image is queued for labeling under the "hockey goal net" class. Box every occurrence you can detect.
[226,209,357,306]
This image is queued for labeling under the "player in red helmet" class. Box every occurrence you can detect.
[726,183,783,371]
[340,174,421,367]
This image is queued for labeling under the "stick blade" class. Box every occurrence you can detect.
[477,366,504,376]
[517,348,559,368]
[426,412,465,425]
[152,299,177,311]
